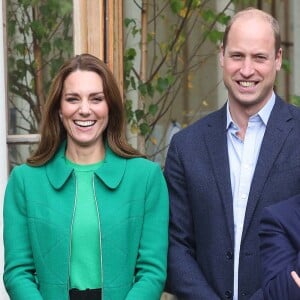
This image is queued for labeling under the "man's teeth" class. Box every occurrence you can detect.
[74,120,95,127]
[239,81,255,87]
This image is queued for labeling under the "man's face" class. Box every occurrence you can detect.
[220,16,282,113]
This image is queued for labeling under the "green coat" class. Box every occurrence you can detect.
[3,143,169,300]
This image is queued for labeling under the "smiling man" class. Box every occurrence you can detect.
[165,7,300,300]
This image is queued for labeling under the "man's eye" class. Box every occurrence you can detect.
[256,56,267,62]
[232,54,242,59]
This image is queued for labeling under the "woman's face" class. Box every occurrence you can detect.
[59,70,109,150]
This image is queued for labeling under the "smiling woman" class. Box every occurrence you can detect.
[3,53,169,300]
[59,70,109,162]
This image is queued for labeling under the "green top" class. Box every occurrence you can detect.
[4,142,169,300]
[66,159,103,289]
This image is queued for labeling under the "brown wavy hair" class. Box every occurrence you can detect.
[27,53,144,166]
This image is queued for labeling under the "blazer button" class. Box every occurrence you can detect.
[225,290,233,299]
[226,251,233,260]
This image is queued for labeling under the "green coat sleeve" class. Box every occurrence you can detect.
[3,167,43,300]
[125,164,169,300]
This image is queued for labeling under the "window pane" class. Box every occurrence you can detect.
[6,0,73,165]
[8,143,38,170]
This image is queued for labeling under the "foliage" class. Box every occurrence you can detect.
[7,0,73,134]
[124,0,234,156]
[291,95,300,107]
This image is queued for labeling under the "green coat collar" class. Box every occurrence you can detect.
[46,142,126,190]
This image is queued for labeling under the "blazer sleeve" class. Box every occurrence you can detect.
[164,138,220,299]
[125,163,169,300]
[260,206,300,300]
[3,167,43,300]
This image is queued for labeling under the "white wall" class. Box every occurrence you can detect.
[0,0,9,298]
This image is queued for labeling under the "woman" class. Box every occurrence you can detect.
[3,53,169,300]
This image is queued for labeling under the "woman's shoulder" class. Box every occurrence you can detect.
[123,157,164,181]
[9,162,45,178]
[126,156,161,170]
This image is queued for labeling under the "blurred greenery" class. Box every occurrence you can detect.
[7,0,73,134]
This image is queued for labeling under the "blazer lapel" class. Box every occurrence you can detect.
[242,97,294,239]
[204,105,235,243]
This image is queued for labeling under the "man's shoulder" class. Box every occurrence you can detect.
[275,95,300,119]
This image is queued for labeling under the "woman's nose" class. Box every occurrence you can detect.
[79,100,91,114]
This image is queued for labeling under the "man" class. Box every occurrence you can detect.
[165,7,300,300]
[260,195,300,299]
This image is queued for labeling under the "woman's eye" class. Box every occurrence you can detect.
[65,97,78,103]
[92,97,105,103]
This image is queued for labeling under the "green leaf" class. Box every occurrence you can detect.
[147,83,155,97]
[170,0,184,14]
[31,20,46,40]
[148,104,158,116]
[16,59,27,75]
[41,41,51,55]
[125,99,134,121]
[138,83,148,96]
[130,76,136,90]
[60,1,73,15]
[156,77,169,93]
[125,48,137,60]
[15,43,26,55]
[124,18,136,28]
[217,13,231,26]
[124,59,134,76]
[202,9,215,22]
[208,29,223,44]
[291,95,300,106]
[282,58,291,72]
[135,109,145,121]
[139,122,151,135]
[7,20,16,37]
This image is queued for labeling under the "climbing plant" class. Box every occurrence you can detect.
[6,0,73,134]
[124,0,233,156]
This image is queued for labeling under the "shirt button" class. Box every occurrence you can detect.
[225,290,232,299]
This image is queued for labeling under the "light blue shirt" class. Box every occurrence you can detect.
[226,93,275,300]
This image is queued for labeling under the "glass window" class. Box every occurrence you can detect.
[6,0,73,168]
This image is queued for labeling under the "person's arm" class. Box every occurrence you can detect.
[3,167,43,300]
[248,288,264,300]
[164,139,220,300]
[125,164,169,300]
[260,207,300,300]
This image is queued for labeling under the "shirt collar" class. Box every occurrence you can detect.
[46,140,126,190]
[226,91,276,130]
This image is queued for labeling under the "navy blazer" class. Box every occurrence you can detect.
[164,95,300,299]
[260,195,300,300]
